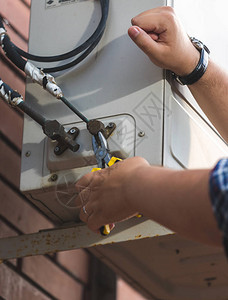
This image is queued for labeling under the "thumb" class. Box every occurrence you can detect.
[128,26,159,58]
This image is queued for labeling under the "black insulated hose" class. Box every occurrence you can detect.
[42,29,104,73]
[0,18,27,71]
[0,78,46,126]
[0,79,22,103]
[1,35,27,71]
[13,0,109,63]
[0,0,109,73]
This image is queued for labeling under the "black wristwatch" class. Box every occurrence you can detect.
[172,37,210,85]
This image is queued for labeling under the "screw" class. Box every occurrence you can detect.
[70,128,76,134]
[108,122,115,128]
[50,174,58,182]
[55,146,60,152]
[99,150,104,156]
[25,151,31,157]
[138,131,145,137]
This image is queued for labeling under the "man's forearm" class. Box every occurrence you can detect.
[189,60,228,141]
[129,166,222,247]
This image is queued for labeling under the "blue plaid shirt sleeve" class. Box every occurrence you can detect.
[209,158,228,256]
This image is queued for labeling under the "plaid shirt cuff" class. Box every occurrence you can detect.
[210,158,228,256]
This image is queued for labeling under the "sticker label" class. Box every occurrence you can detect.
[46,0,78,9]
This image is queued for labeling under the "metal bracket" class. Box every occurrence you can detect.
[54,126,80,155]
[87,119,116,139]
[104,122,116,139]
[0,217,169,261]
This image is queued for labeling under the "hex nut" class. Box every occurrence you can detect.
[50,174,58,182]
[25,151,31,157]
[138,131,145,137]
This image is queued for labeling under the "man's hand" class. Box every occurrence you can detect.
[75,157,149,233]
[75,155,222,247]
[129,6,228,141]
[128,6,199,76]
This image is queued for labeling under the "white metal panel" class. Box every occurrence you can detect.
[164,0,228,169]
[164,84,228,170]
[21,0,166,223]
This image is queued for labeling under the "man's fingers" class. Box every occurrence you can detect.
[132,6,174,21]
[75,187,91,207]
[75,172,92,193]
[128,26,160,57]
[75,169,106,193]
[79,203,104,233]
[75,177,92,206]
[79,202,92,222]
[131,14,163,33]
[131,6,175,31]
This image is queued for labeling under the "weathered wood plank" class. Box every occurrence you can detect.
[0,264,51,300]
[0,0,30,41]
[0,180,52,233]
[23,256,84,300]
[0,101,23,150]
[0,140,21,187]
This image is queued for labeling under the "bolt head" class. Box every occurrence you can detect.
[50,174,58,182]
[138,131,145,137]
[108,122,114,128]
[70,128,76,134]
[25,151,31,157]
[99,150,104,156]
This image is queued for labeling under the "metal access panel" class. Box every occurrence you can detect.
[21,0,168,234]
[21,0,228,224]
[163,0,228,171]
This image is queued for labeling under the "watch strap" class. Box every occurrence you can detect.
[173,38,210,85]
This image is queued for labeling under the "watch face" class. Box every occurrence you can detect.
[190,38,203,50]
[190,37,210,53]
[195,42,203,51]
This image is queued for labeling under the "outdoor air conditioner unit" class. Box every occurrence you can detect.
[15,0,228,298]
